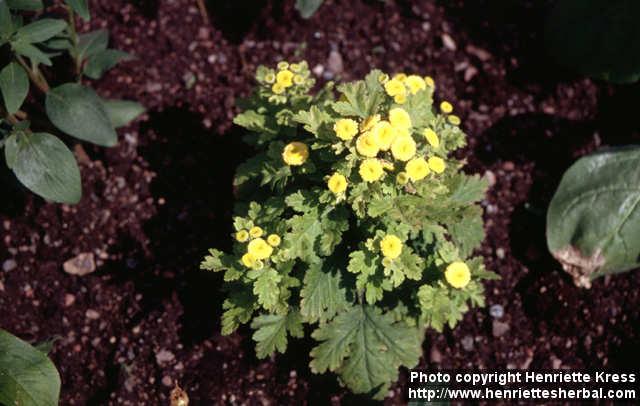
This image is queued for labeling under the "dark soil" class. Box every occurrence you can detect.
[1,0,639,404]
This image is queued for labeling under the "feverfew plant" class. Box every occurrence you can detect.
[202,61,497,398]
[0,0,144,203]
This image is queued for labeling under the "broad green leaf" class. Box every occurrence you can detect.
[4,132,81,203]
[0,0,14,40]
[45,83,117,146]
[16,19,67,43]
[102,99,145,128]
[83,49,131,79]
[251,311,304,358]
[300,264,348,323]
[12,41,52,66]
[65,0,90,21]
[7,0,43,10]
[76,29,108,60]
[0,62,29,114]
[546,146,640,287]
[545,0,640,83]
[295,0,323,18]
[310,305,421,397]
[0,329,61,406]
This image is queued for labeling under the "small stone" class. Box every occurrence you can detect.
[490,304,504,319]
[502,161,515,171]
[461,335,474,351]
[162,375,173,387]
[492,320,509,337]
[429,346,442,363]
[465,45,492,61]
[64,294,76,307]
[327,50,344,74]
[312,64,324,76]
[2,259,17,272]
[483,170,496,187]
[496,248,505,259]
[156,349,175,365]
[63,253,96,276]
[551,356,562,369]
[86,309,100,320]
[441,33,457,51]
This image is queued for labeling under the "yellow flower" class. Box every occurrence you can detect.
[423,128,440,148]
[267,234,281,247]
[249,226,263,238]
[393,73,407,81]
[391,136,416,161]
[384,78,406,97]
[445,261,471,289]
[405,157,430,181]
[405,75,426,94]
[282,142,309,166]
[380,234,402,259]
[394,93,407,104]
[235,230,249,242]
[272,83,285,94]
[359,159,384,182]
[424,76,435,87]
[241,252,256,268]
[247,238,273,260]
[440,101,453,114]
[389,107,412,129]
[356,132,380,157]
[264,73,276,84]
[327,173,348,194]
[360,114,380,132]
[276,69,294,87]
[371,121,396,150]
[448,115,461,125]
[382,161,395,171]
[334,118,358,141]
[428,156,446,174]
[293,74,305,85]
[396,171,409,185]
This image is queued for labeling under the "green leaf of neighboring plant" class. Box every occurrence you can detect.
[295,0,324,18]
[310,305,421,398]
[0,329,61,406]
[83,49,131,80]
[75,29,108,61]
[300,264,348,323]
[16,19,67,43]
[0,62,29,114]
[11,41,53,66]
[64,0,89,21]
[7,0,43,10]
[545,0,640,83]
[546,146,640,287]
[4,132,81,203]
[45,83,117,146]
[251,311,304,358]
[0,0,14,40]
[102,99,145,128]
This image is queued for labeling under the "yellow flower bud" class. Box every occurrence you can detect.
[428,156,446,174]
[282,142,309,166]
[249,226,263,238]
[235,230,249,242]
[440,101,453,114]
[267,234,281,247]
[445,261,471,288]
[327,173,348,194]
[423,128,440,148]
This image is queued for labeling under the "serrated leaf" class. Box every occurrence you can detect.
[16,19,67,43]
[233,109,277,134]
[417,284,463,331]
[83,49,131,79]
[300,264,348,323]
[333,80,383,119]
[45,83,117,146]
[546,146,640,285]
[0,62,29,114]
[292,105,330,135]
[102,99,145,128]
[295,0,323,18]
[448,206,485,259]
[286,211,322,263]
[251,311,304,358]
[347,250,378,277]
[5,132,81,203]
[448,173,488,205]
[221,291,256,335]
[0,329,61,406]
[253,269,282,311]
[7,0,43,10]
[310,305,421,397]
[65,0,90,21]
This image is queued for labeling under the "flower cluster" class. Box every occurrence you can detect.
[202,61,495,399]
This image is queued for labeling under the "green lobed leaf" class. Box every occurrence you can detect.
[0,329,61,406]
[83,49,131,79]
[295,0,324,18]
[310,305,421,398]
[16,19,67,43]
[0,62,29,114]
[45,83,117,146]
[546,146,640,286]
[102,99,145,128]
[64,0,90,21]
[253,268,282,311]
[5,132,81,203]
[7,0,43,10]
[251,311,304,358]
[286,211,323,263]
[300,264,349,323]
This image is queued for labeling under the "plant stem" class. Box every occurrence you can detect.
[0,106,19,126]
[65,5,82,79]
[15,55,50,93]
[196,0,209,24]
